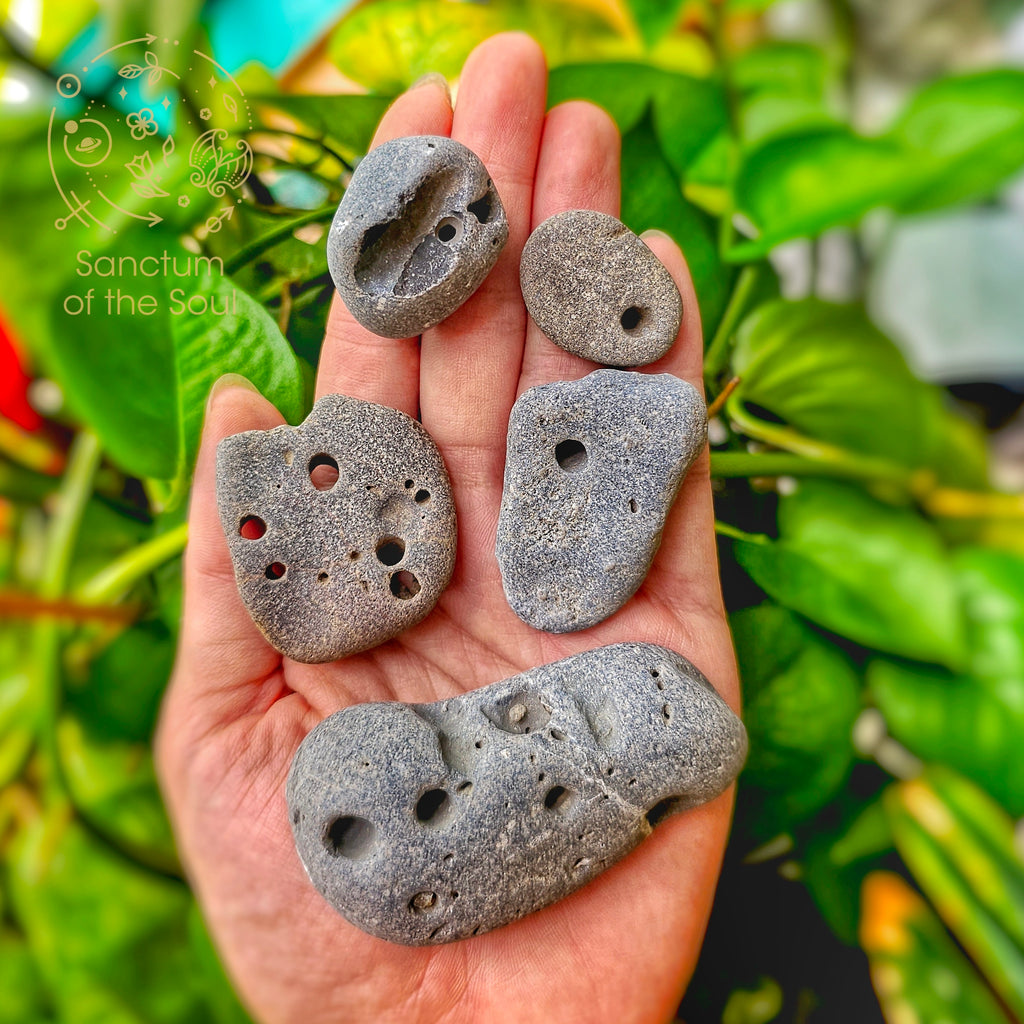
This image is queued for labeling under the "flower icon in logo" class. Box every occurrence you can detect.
[199,107,213,121]
[178,195,190,207]
[126,108,158,140]
[125,151,169,199]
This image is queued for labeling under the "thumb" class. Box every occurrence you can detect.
[174,375,286,703]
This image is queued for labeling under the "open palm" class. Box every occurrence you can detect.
[156,33,741,1024]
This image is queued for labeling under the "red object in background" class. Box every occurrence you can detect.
[0,312,42,432]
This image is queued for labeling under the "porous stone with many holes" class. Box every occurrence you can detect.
[496,369,706,633]
[327,135,508,338]
[215,393,456,663]
[520,209,683,367]
[286,642,746,945]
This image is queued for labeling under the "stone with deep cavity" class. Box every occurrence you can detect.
[327,135,508,338]
[496,369,706,633]
[286,642,746,945]
[216,393,456,663]
[520,210,683,367]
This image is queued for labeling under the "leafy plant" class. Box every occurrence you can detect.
[2,1,1024,1022]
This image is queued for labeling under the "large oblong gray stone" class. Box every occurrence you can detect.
[520,210,683,367]
[216,393,456,663]
[327,135,508,338]
[286,642,746,945]
[496,369,706,633]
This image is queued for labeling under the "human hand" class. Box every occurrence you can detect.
[156,32,741,1024]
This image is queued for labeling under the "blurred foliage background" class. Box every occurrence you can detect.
[2,0,1024,1021]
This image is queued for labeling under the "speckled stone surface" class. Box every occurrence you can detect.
[327,135,508,338]
[286,642,746,945]
[520,210,683,367]
[216,393,456,663]
[496,369,706,633]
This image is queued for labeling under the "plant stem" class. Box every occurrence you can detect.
[714,520,764,542]
[726,397,910,488]
[711,450,894,481]
[224,206,336,275]
[76,522,188,604]
[705,264,759,383]
[31,431,102,792]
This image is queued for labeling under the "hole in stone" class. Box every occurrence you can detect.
[376,536,405,565]
[415,788,451,826]
[414,489,430,503]
[405,479,414,488]
[292,809,300,825]
[606,766,615,776]
[662,703,672,722]
[390,570,421,600]
[549,728,567,741]
[323,815,375,858]
[456,781,472,795]
[239,515,266,539]
[467,193,492,224]
[555,439,588,472]
[408,891,438,914]
[265,562,286,579]
[359,222,387,255]
[628,499,639,514]
[428,926,442,940]
[451,891,459,899]
[645,796,685,829]
[544,785,573,813]
[472,925,484,936]
[348,550,360,560]
[475,739,484,749]
[620,306,643,331]
[436,216,462,243]
[318,572,329,583]
[309,453,339,490]
[573,857,588,870]
[538,772,545,782]
[443,853,454,864]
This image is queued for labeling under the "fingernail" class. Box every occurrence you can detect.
[410,71,451,100]
[207,372,259,411]
[641,229,674,242]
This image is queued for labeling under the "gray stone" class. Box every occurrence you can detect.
[520,210,683,367]
[286,642,746,945]
[216,393,456,663]
[327,135,508,338]
[496,369,706,633]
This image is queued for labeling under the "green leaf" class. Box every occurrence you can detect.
[869,659,1024,816]
[8,812,212,1024]
[253,94,393,156]
[885,769,1024,1021]
[731,299,952,474]
[892,70,1024,212]
[860,871,1015,1024]
[0,930,50,1023]
[732,480,966,667]
[730,603,861,834]
[547,63,728,176]
[955,547,1024,683]
[327,0,631,93]
[620,112,731,335]
[47,237,305,488]
[624,0,686,48]
[731,129,911,259]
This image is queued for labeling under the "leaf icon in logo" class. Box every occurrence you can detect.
[118,63,145,79]
[223,94,238,121]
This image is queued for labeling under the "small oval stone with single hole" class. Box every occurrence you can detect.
[215,393,456,663]
[327,135,508,338]
[520,209,682,366]
[286,642,746,945]
[496,369,706,633]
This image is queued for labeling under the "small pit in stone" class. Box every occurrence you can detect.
[376,537,405,565]
[628,499,639,514]
[265,562,286,579]
[409,891,438,914]
[645,796,685,829]
[239,515,266,539]
[414,489,431,503]
[390,570,421,600]
[436,217,463,244]
[544,785,573,813]
[555,439,588,472]
[323,815,376,858]
[467,193,492,224]
[318,572,329,583]
[620,306,643,331]
[309,453,340,490]
[415,788,452,827]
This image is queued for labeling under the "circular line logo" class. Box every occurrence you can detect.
[48,34,254,234]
